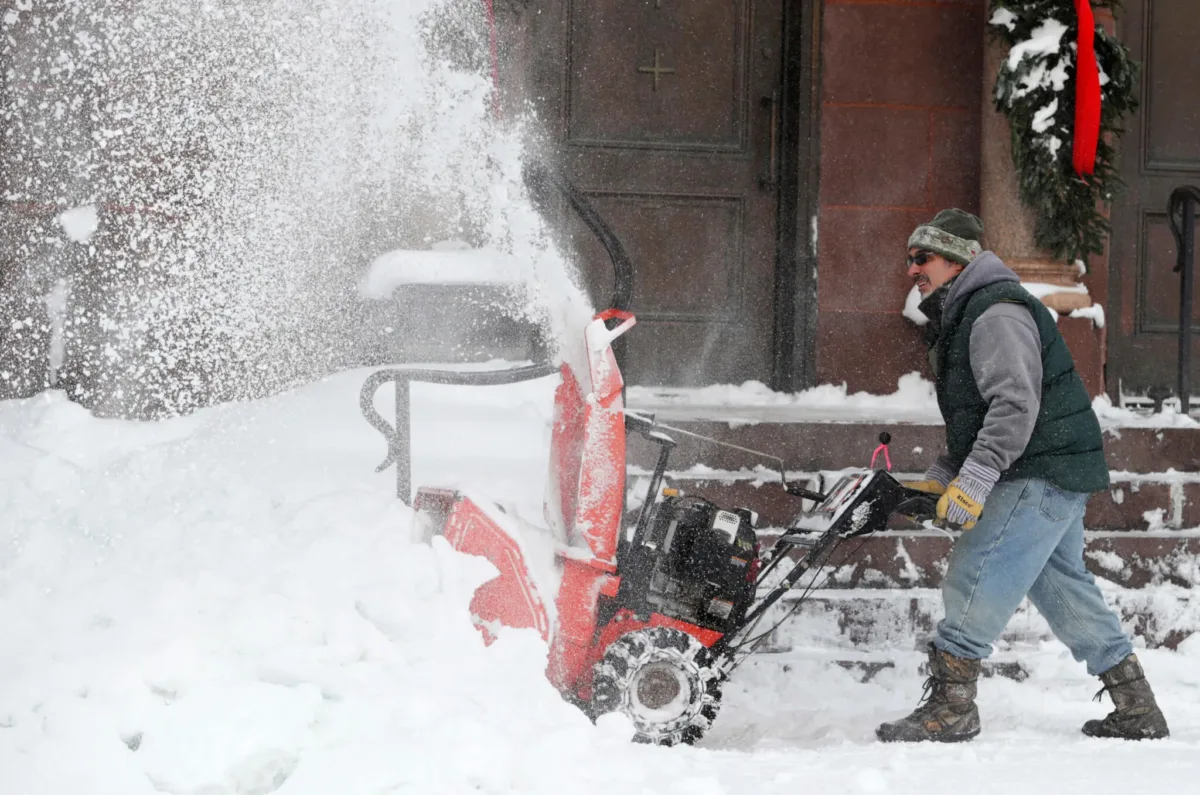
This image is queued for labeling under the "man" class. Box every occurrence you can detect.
[875,208,1169,743]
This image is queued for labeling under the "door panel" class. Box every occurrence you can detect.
[1109,0,1200,399]
[532,0,785,387]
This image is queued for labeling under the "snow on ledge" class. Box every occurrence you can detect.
[626,372,1198,429]
[904,280,1100,328]
[627,372,942,425]
[359,240,526,299]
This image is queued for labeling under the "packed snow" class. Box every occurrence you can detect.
[2,372,1199,795]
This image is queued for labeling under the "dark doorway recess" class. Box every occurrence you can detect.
[526,0,820,389]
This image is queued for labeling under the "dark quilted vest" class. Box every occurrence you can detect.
[934,281,1109,494]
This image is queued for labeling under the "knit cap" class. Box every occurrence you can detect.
[907,208,984,265]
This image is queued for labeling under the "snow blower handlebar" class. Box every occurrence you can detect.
[713,471,941,663]
[621,410,827,504]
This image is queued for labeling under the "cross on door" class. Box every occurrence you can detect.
[637,48,676,91]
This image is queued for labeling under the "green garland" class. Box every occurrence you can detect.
[989,1,1138,262]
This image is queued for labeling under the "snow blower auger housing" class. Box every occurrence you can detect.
[402,308,939,747]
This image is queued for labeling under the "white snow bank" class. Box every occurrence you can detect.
[629,372,1198,428]
[0,369,612,795]
[628,372,942,424]
[902,280,1099,330]
[2,371,1199,793]
[1092,394,1199,428]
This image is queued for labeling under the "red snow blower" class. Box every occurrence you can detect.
[360,166,938,745]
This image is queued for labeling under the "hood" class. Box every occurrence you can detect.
[943,251,1020,317]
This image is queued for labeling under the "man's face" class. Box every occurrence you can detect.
[907,248,963,296]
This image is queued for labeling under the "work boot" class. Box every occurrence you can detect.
[1082,654,1169,740]
[876,644,981,743]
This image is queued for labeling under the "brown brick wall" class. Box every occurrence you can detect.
[816,0,986,393]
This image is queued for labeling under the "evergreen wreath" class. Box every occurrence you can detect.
[989,1,1138,263]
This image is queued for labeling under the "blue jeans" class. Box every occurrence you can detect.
[935,478,1132,676]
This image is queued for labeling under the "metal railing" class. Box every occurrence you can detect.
[360,363,559,503]
[1167,186,1199,415]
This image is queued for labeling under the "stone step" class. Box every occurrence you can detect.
[743,531,1200,589]
[644,472,1200,532]
[751,648,1029,683]
[750,587,1196,652]
[625,418,1200,477]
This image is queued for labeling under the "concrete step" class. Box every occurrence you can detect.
[742,529,1200,589]
[748,587,1197,652]
[624,418,1200,475]
[645,472,1200,532]
[748,646,1030,683]
[625,419,1200,532]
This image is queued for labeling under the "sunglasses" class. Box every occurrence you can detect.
[906,250,936,267]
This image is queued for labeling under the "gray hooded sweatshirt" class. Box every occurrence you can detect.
[939,251,1043,474]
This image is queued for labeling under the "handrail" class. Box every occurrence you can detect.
[360,363,559,503]
[1167,186,1199,415]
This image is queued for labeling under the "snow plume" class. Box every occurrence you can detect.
[0,0,590,418]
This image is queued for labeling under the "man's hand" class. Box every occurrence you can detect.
[904,457,954,496]
[937,482,984,528]
[907,478,947,495]
[935,458,1001,530]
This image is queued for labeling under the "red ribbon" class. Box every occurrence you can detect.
[1073,0,1101,176]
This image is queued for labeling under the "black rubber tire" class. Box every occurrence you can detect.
[590,626,725,746]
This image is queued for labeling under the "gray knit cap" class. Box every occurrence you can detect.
[907,208,984,265]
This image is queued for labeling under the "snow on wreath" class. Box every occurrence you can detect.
[989,0,1138,262]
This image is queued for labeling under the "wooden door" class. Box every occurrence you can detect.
[1109,0,1200,402]
[528,0,788,387]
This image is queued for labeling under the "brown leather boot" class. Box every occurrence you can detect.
[1082,654,1169,740]
[876,644,981,743]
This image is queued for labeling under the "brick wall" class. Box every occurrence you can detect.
[816,0,986,393]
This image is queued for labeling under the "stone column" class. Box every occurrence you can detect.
[979,34,1092,314]
[979,17,1110,396]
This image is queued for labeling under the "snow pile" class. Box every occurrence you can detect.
[1,372,1199,793]
[628,372,941,424]
[903,280,1101,328]
[629,371,1198,428]
[0,369,623,794]
[1092,395,1199,429]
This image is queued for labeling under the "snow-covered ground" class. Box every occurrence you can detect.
[2,370,1198,795]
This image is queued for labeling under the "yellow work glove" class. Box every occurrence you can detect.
[904,458,954,495]
[935,459,1001,530]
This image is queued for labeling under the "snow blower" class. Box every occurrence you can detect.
[401,308,938,746]
[360,164,939,745]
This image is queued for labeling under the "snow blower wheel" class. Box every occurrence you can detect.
[590,626,724,746]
